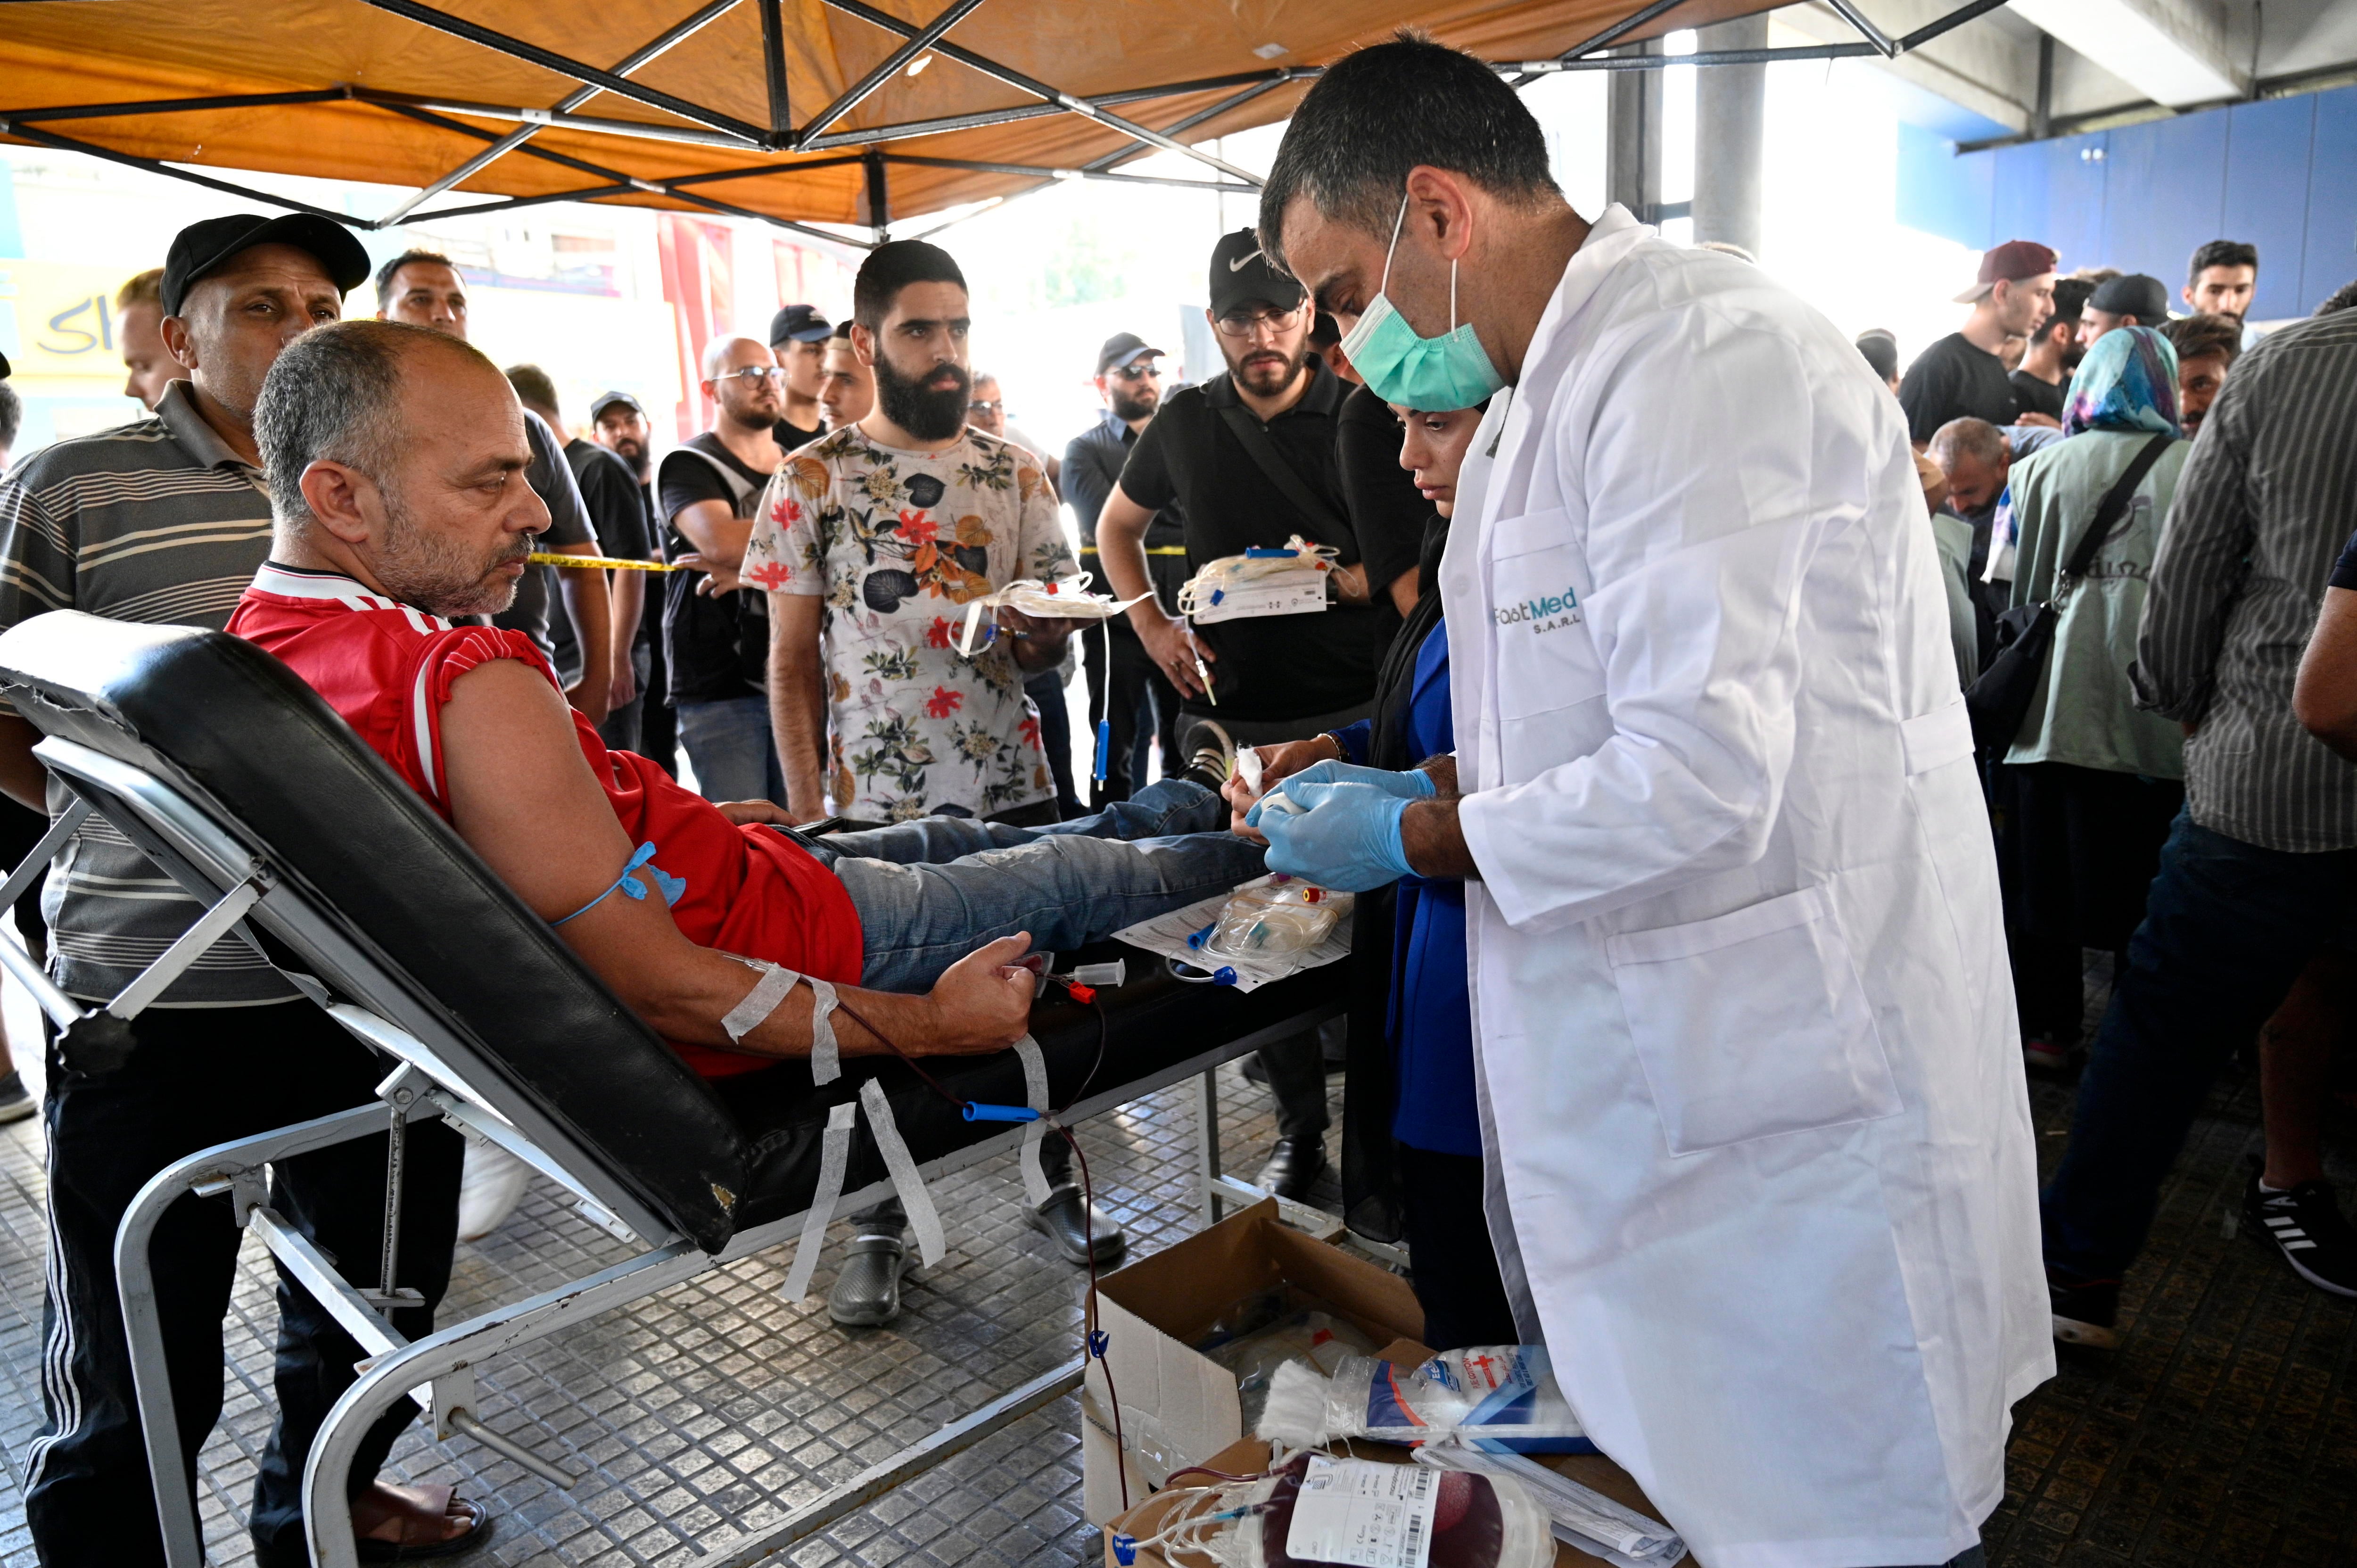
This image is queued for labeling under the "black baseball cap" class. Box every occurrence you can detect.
[0,349,10,380]
[1209,229,1304,318]
[770,303,832,346]
[589,390,644,421]
[159,213,371,317]
[1095,332,1162,375]
[2089,272,2170,322]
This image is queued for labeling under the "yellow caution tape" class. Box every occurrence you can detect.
[1080,545,1190,556]
[527,552,685,571]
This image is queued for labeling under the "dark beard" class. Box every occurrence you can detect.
[1109,385,1158,422]
[873,352,970,442]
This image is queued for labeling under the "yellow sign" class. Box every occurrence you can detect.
[0,259,149,388]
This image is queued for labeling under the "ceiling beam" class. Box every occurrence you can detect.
[799,0,988,145]
[2007,0,2250,106]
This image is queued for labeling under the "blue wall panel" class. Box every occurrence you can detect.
[2302,87,2357,314]
[2100,112,2227,289]
[1896,122,1993,249]
[2224,94,2316,322]
[2037,132,2110,276]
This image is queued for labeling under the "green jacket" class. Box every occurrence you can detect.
[2002,429,2191,777]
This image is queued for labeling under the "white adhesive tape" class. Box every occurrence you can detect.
[861,1077,947,1268]
[781,1100,858,1304]
[1014,1034,1054,1206]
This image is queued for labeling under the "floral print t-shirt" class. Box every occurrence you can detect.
[742,424,1076,822]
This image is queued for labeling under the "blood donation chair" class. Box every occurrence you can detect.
[0,611,1346,1568]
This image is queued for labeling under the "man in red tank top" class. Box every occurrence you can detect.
[233,320,1263,1087]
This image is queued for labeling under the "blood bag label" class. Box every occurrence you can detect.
[1284,1455,1438,1568]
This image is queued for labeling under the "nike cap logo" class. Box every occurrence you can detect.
[1228,248,1264,272]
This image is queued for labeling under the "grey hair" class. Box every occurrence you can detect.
[1928,417,2007,470]
[1258,28,1559,272]
[255,319,489,534]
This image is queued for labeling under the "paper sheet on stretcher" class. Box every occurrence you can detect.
[1110,887,1353,993]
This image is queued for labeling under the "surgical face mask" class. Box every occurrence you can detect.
[1339,194,1507,412]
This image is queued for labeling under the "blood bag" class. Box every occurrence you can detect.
[1198,875,1349,960]
[1111,1452,1552,1568]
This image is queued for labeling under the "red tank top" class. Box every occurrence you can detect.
[230,563,862,1077]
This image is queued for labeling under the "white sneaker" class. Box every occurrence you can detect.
[456,1141,533,1242]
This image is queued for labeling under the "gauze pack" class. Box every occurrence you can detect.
[1257,1347,1596,1455]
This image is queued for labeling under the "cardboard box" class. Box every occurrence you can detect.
[1080,1199,1424,1525]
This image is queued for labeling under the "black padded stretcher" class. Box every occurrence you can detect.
[0,610,1345,1568]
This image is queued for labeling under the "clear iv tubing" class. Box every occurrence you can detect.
[1175,535,1341,618]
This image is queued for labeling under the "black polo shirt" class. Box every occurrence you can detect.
[1117,358,1390,722]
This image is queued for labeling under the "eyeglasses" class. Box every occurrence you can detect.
[968,399,1004,415]
[713,366,782,386]
[1109,362,1162,381]
[1214,304,1306,339]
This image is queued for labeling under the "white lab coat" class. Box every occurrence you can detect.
[1441,206,2051,1568]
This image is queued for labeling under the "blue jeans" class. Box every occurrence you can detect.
[2042,808,2357,1279]
[799,776,1263,991]
[675,694,785,809]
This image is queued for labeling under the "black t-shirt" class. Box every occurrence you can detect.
[1898,332,2019,443]
[657,433,774,703]
[2009,368,2065,422]
[1336,385,1432,605]
[491,411,597,673]
[774,417,823,454]
[566,437,656,660]
[1117,359,1390,722]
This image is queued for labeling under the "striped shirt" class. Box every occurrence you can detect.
[2133,308,2357,852]
[0,379,296,1004]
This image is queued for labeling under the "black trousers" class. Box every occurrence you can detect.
[1397,1144,1518,1350]
[1081,623,1181,808]
[26,1001,463,1568]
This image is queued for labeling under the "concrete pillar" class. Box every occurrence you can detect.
[1606,40,1663,222]
[1693,14,1769,256]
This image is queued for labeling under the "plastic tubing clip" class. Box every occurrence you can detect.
[962,1102,1042,1123]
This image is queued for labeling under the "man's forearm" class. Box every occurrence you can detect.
[610,569,645,664]
[1401,796,1481,881]
[1096,506,1155,611]
[768,609,831,813]
[556,558,613,720]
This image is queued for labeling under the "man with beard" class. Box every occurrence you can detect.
[375,251,612,725]
[0,215,483,1568]
[661,336,790,806]
[738,241,1126,1318]
[591,389,678,776]
[2012,277,2090,423]
[1091,230,1391,1201]
[1900,239,2060,446]
[1064,333,1185,804]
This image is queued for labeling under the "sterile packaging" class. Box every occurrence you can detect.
[1108,1452,1554,1568]
[1196,1291,1380,1431]
[1257,1346,1596,1454]
[1197,876,1351,962]
[1412,1444,1687,1568]
[1180,536,1340,626]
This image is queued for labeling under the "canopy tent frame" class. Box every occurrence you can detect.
[0,0,2008,248]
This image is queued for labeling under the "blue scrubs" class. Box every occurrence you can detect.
[1332,619,1480,1157]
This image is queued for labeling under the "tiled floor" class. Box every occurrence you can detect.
[2,960,2353,1567]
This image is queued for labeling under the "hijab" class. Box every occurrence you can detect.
[2063,324,2181,438]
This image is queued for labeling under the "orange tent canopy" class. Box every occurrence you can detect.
[0,0,1835,241]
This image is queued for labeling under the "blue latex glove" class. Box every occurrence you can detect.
[1253,780,1414,892]
[1277,758,1438,800]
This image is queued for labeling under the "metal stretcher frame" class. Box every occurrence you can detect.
[0,731,1344,1568]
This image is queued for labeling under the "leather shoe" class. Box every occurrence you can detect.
[827,1233,907,1327]
[1030,1184,1127,1265]
[1255,1136,1327,1201]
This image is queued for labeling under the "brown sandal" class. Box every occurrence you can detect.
[353,1483,494,1563]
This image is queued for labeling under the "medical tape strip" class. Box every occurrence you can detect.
[780,1101,858,1304]
[1014,1034,1054,1206]
[722,960,798,1043]
[860,1076,947,1267]
[803,976,841,1085]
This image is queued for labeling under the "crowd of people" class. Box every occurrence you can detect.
[0,27,2355,1568]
